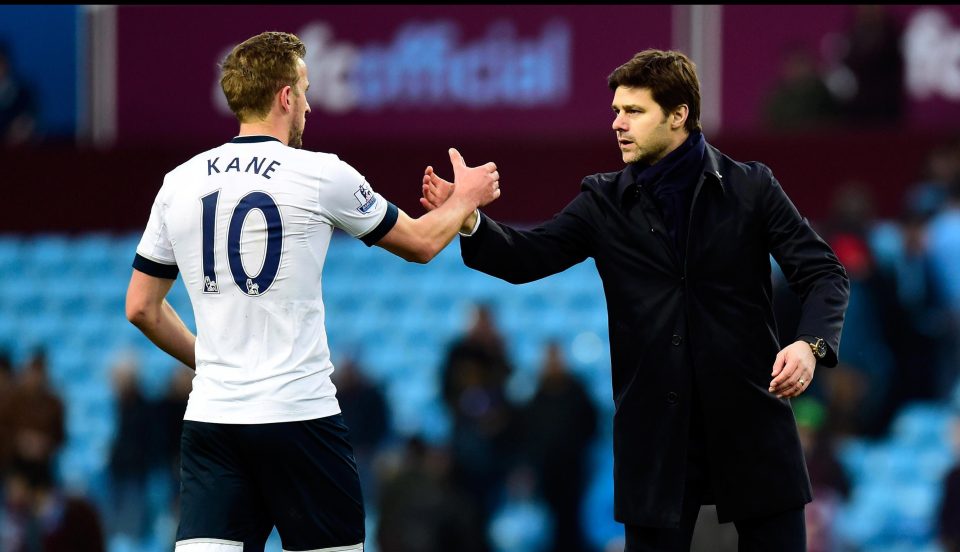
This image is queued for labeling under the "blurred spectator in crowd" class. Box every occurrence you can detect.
[519,341,597,552]
[441,303,512,407]
[823,181,877,240]
[824,5,905,126]
[0,349,16,475]
[0,41,37,146]
[105,355,153,542]
[937,402,960,552]
[881,209,952,413]
[376,436,488,552]
[440,303,519,521]
[331,356,390,505]
[150,363,192,550]
[488,465,553,552]
[793,397,850,552]
[819,184,900,436]
[0,454,105,552]
[904,139,960,221]
[819,361,868,439]
[762,43,839,131]
[8,350,64,464]
[153,363,192,493]
[927,178,960,396]
[826,231,896,436]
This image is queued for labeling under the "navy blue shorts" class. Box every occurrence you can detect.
[176,414,365,551]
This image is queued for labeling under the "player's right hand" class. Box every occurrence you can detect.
[442,148,500,209]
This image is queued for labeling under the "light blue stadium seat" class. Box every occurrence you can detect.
[20,310,66,350]
[24,235,72,273]
[72,233,117,274]
[836,480,894,548]
[2,272,46,315]
[891,401,951,449]
[0,236,23,275]
[884,482,942,545]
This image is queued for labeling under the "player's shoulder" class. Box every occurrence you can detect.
[279,147,361,178]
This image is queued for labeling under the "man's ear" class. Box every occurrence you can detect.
[671,104,689,130]
[278,85,293,113]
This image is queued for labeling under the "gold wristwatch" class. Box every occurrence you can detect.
[807,337,827,360]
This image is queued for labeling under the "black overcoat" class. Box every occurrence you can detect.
[460,142,850,527]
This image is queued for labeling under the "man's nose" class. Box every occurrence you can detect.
[612,114,627,131]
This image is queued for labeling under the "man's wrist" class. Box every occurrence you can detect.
[459,209,481,236]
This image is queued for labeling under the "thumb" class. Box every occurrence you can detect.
[448,147,466,170]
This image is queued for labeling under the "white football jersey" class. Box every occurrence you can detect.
[134,136,397,424]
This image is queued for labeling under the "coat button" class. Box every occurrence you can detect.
[671,334,682,346]
[650,227,656,233]
[666,391,679,404]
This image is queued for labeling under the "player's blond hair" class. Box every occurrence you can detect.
[220,31,306,123]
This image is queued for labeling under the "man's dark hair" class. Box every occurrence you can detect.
[607,49,702,133]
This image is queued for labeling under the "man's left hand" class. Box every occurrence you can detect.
[769,340,816,399]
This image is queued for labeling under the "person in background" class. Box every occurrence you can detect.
[0,454,105,552]
[105,355,153,542]
[761,43,839,132]
[519,341,597,552]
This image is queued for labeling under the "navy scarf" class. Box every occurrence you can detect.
[631,131,706,263]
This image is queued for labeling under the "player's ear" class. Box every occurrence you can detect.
[279,86,293,112]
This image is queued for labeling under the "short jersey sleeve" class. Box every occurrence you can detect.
[133,180,179,278]
[318,158,398,246]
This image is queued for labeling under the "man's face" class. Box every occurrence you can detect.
[611,86,674,165]
[288,59,310,149]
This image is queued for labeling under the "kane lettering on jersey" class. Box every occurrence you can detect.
[133,136,398,424]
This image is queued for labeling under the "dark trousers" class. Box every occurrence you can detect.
[625,505,806,552]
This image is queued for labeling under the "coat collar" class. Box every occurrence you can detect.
[617,139,726,207]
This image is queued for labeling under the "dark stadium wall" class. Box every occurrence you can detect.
[1,128,949,234]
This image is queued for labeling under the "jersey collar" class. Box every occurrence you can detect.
[230,135,282,144]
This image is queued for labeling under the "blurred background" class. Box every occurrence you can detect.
[1,4,960,552]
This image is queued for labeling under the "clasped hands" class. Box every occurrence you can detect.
[423,149,499,216]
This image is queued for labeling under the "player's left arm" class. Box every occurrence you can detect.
[125,269,196,370]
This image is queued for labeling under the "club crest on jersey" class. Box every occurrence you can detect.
[354,183,377,214]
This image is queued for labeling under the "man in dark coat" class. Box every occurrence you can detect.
[420,49,850,551]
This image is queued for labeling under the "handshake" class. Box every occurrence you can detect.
[419,148,500,227]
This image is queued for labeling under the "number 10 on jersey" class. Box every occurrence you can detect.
[200,190,284,296]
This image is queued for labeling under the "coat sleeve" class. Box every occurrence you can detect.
[762,167,850,367]
[460,190,596,284]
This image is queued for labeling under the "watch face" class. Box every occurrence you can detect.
[814,340,826,358]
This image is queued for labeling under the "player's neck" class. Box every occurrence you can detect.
[237,120,288,146]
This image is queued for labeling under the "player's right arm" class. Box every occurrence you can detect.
[374,148,500,263]
[420,164,594,283]
[126,269,196,369]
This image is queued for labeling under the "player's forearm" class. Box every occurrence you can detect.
[130,300,197,369]
[410,195,478,261]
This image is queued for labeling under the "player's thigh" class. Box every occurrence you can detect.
[245,414,365,551]
[176,421,273,549]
